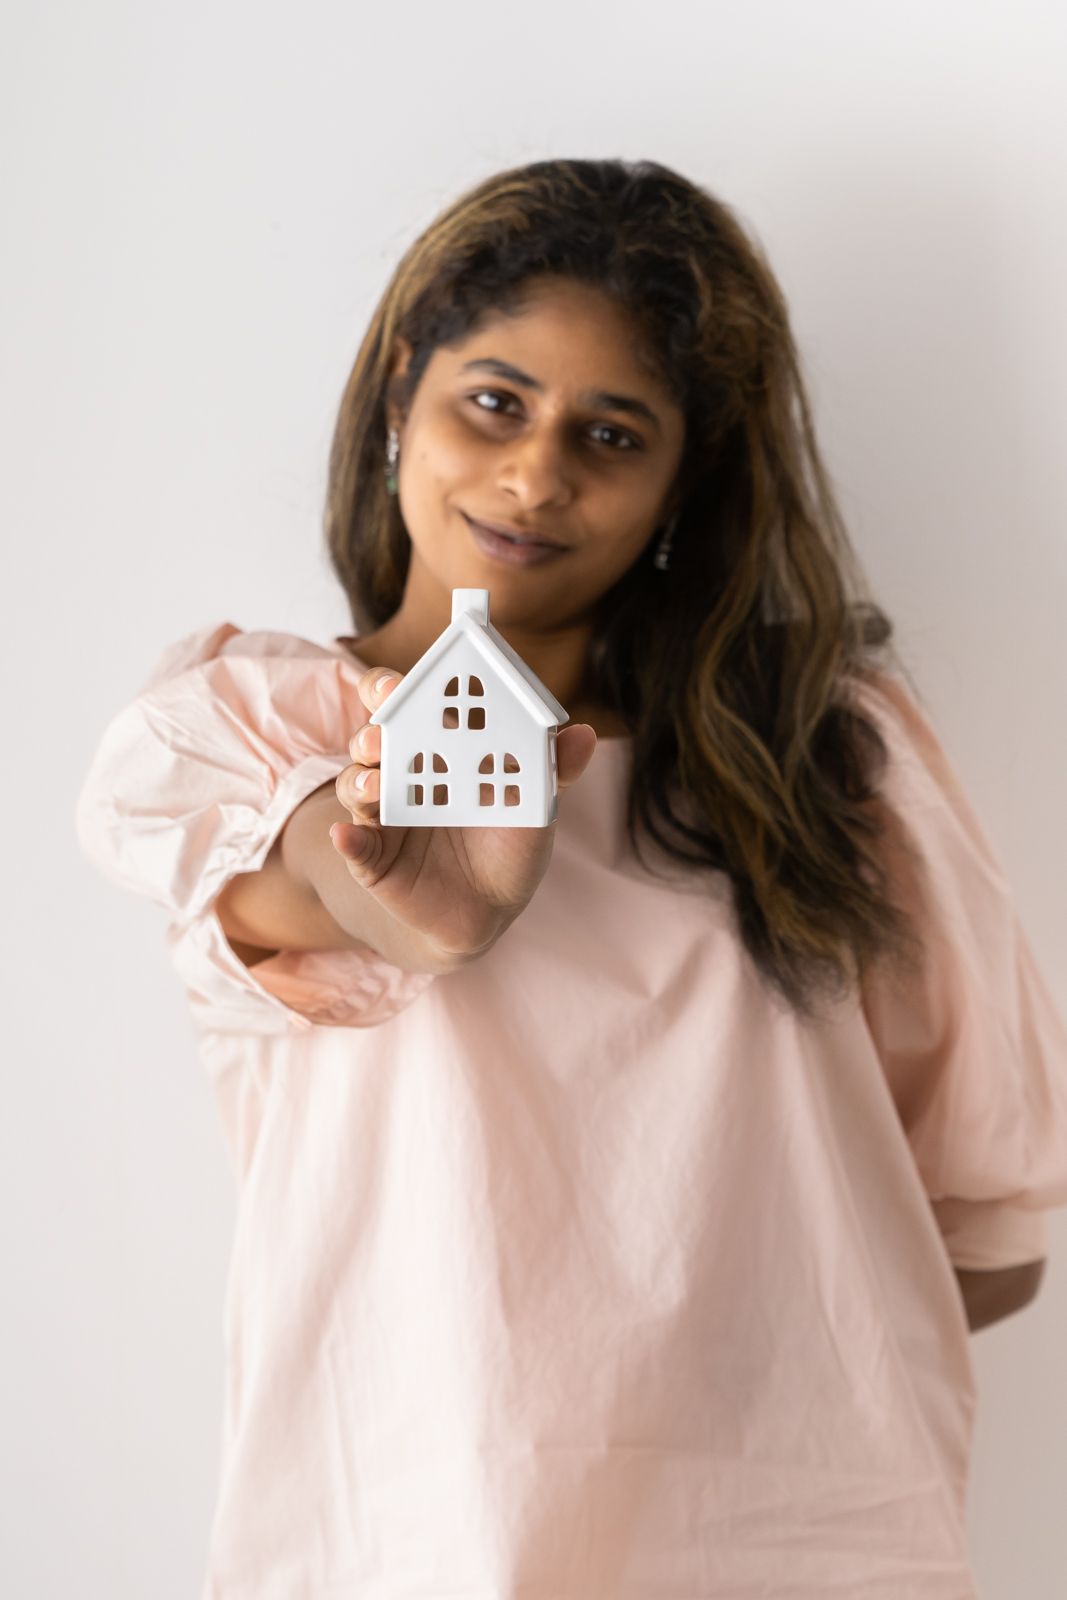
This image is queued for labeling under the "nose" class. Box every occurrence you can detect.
[496,424,574,512]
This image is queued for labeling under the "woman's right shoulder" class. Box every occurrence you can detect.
[141,622,365,692]
[77,624,369,909]
[106,623,371,761]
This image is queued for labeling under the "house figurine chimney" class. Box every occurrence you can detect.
[370,588,568,827]
[451,589,490,626]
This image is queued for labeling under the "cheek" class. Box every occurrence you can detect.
[396,422,489,547]
[398,415,484,534]
[407,407,483,487]
[582,475,667,551]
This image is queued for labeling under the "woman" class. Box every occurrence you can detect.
[78,159,1067,1598]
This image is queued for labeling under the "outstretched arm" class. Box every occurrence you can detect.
[216,666,596,974]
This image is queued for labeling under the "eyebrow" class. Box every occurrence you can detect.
[459,358,661,429]
[585,389,659,427]
[461,358,542,389]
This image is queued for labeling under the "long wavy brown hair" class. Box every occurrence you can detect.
[326,159,904,1006]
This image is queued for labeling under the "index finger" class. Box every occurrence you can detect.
[357,667,403,713]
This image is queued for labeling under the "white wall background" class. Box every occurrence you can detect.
[2,2,1065,1595]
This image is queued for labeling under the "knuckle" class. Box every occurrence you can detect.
[336,766,365,809]
[360,667,401,707]
[352,723,379,761]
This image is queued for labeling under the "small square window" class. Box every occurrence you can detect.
[504,785,520,807]
[467,707,485,730]
[407,784,424,806]
[479,784,494,807]
[442,707,459,729]
[433,784,449,805]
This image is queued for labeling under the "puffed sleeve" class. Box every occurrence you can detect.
[858,675,1067,1269]
[76,625,433,1033]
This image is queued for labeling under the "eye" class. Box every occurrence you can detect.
[470,388,521,417]
[587,423,640,451]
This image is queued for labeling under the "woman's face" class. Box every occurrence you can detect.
[388,278,687,631]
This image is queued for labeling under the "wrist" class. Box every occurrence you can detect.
[365,906,513,976]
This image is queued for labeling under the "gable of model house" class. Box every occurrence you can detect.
[371,612,568,732]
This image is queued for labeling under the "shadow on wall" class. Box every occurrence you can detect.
[770,173,1038,598]
[762,168,1067,900]
[760,167,1067,1600]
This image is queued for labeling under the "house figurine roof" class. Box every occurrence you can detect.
[369,590,569,730]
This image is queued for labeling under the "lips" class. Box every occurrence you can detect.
[462,513,569,569]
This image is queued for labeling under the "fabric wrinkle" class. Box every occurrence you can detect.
[75,629,1067,1600]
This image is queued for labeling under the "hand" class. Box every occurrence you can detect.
[330,667,597,969]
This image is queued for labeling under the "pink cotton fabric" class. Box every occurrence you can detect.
[77,626,1067,1600]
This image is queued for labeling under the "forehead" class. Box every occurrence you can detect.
[438,278,678,405]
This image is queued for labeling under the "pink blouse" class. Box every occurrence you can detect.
[77,623,1067,1600]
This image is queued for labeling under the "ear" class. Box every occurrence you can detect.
[384,337,414,433]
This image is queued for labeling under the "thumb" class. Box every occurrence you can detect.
[556,724,597,792]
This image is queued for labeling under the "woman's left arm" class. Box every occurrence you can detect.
[856,677,1067,1337]
[955,1260,1046,1333]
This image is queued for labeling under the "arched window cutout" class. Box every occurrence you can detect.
[444,677,459,696]
[442,707,459,729]
[432,753,448,773]
[408,753,424,774]
[478,754,494,774]
[503,753,520,773]
[468,676,484,696]
[479,784,494,807]
[407,785,424,806]
[467,707,486,730]
[504,785,520,807]
[433,784,449,805]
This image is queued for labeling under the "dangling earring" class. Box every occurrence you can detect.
[385,428,400,496]
[653,514,678,572]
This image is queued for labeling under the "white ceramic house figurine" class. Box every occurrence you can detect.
[370,589,568,827]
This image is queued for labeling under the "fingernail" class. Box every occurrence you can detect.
[374,674,393,693]
[355,769,372,791]
[356,725,368,749]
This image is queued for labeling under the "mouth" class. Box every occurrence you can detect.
[461,513,570,569]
